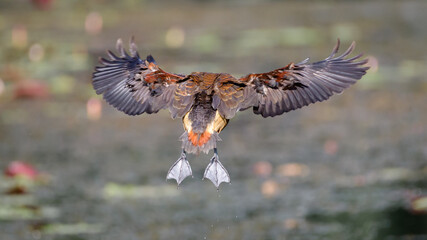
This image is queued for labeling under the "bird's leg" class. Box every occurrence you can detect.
[166,149,192,186]
[203,148,230,189]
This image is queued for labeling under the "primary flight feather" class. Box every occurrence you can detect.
[92,38,369,188]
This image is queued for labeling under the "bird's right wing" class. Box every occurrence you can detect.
[92,38,193,117]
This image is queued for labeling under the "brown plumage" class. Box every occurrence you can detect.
[92,38,369,188]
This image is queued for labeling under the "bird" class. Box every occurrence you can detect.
[92,37,369,189]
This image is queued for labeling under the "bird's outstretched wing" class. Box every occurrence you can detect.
[92,38,191,117]
[238,40,369,117]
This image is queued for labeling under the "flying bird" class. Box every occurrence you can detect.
[92,38,369,188]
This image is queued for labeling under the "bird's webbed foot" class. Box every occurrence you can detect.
[203,148,230,189]
[166,150,192,186]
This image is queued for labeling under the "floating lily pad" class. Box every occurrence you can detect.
[379,168,415,182]
[0,195,36,206]
[103,183,180,199]
[41,222,105,235]
[412,197,427,213]
[0,205,59,220]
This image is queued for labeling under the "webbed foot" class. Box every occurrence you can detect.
[166,150,192,186]
[203,148,230,189]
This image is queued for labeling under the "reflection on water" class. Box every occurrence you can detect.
[0,0,427,239]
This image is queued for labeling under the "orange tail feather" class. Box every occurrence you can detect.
[188,130,212,147]
[188,130,199,146]
[198,132,211,146]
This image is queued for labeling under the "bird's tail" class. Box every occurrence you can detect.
[179,130,221,154]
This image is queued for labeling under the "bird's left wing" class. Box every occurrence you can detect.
[238,40,369,117]
[211,73,253,119]
[92,38,190,116]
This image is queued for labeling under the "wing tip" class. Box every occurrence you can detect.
[129,36,138,57]
[326,38,340,60]
[146,54,156,64]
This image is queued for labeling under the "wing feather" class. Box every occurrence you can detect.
[92,38,190,117]
[238,39,369,117]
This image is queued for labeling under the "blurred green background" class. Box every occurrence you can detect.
[1,0,427,239]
